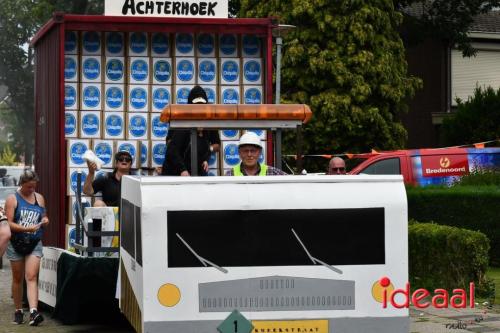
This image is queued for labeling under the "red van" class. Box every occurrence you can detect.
[348,147,500,186]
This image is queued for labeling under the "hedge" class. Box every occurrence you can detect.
[407,186,500,265]
[408,221,493,299]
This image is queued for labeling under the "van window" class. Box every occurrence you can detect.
[361,158,401,175]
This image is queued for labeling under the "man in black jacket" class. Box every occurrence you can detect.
[161,86,220,176]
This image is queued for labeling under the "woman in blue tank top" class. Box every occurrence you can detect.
[4,170,49,326]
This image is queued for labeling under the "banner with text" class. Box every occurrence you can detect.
[105,0,228,18]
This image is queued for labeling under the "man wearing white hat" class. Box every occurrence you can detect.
[226,132,287,176]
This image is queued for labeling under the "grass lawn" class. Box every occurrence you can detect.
[487,267,500,306]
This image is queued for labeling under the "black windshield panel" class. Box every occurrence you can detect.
[167,208,385,267]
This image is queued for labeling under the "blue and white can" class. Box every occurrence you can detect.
[222,141,241,168]
[219,34,238,57]
[79,111,101,138]
[105,32,124,56]
[175,33,194,56]
[151,32,170,56]
[220,58,240,85]
[127,113,149,140]
[151,86,171,112]
[105,57,125,83]
[67,139,90,168]
[129,57,150,84]
[128,32,148,56]
[103,112,125,139]
[104,84,125,111]
[81,56,102,82]
[197,58,217,85]
[64,55,78,82]
[152,58,172,85]
[64,83,78,110]
[220,86,240,104]
[175,57,196,84]
[65,111,78,138]
[128,85,149,112]
[242,58,262,84]
[82,31,101,55]
[243,85,263,104]
[196,33,215,57]
[80,83,102,111]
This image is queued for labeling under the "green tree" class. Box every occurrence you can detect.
[0,145,17,165]
[239,0,421,170]
[442,86,500,146]
[0,0,103,165]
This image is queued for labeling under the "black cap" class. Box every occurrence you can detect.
[115,150,132,160]
[188,85,208,104]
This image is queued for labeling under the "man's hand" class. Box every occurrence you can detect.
[41,216,49,226]
[202,161,209,172]
[180,170,190,176]
[28,223,42,233]
[87,160,98,175]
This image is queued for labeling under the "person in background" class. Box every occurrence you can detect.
[162,86,220,176]
[83,150,133,207]
[4,170,48,326]
[226,132,287,176]
[0,206,11,258]
[327,157,347,175]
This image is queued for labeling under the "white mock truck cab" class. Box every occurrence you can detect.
[119,175,409,333]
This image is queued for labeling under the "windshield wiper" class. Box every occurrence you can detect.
[176,233,228,274]
[291,228,343,274]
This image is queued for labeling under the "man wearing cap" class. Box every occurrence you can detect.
[327,157,347,175]
[226,132,287,176]
[162,86,220,176]
[83,150,133,207]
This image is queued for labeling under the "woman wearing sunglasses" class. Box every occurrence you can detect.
[83,151,133,207]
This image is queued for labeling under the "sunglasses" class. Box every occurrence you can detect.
[117,157,132,162]
[330,167,345,172]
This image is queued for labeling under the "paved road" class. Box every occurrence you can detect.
[1,256,499,333]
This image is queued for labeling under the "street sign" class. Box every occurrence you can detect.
[217,310,253,333]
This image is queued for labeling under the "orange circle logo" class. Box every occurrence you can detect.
[440,157,450,168]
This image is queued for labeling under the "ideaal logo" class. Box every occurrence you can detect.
[224,143,240,166]
[129,115,147,137]
[105,114,124,137]
[65,113,76,136]
[245,88,262,104]
[70,170,87,192]
[64,31,77,53]
[152,115,169,138]
[222,88,239,104]
[131,59,149,81]
[176,33,193,54]
[130,87,147,109]
[94,143,113,165]
[220,34,236,55]
[197,33,214,55]
[222,60,239,83]
[243,35,259,56]
[177,60,194,82]
[198,60,215,82]
[154,60,171,82]
[82,113,100,136]
[117,144,136,163]
[82,31,100,53]
[83,86,100,108]
[152,33,169,55]
[64,57,77,80]
[106,87,124,109]
[372,277,475,309]
[153,88,170,110]
[106,32,123,54]
[153,143,167,165]
[82,58,100,80]
[244,60,261,82]
[70,142,88,165]
[130,32,147,54]
[106,59,124,81]
[176,87,190,104]
[65,85,77,108]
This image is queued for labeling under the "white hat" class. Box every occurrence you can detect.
[238,132,262,149]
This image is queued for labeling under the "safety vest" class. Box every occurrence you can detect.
[233,163,268,176]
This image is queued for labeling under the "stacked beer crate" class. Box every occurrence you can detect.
[63,30,265,237]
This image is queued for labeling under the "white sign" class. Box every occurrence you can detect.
[38,247,79,307]
[105,0,228,18]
